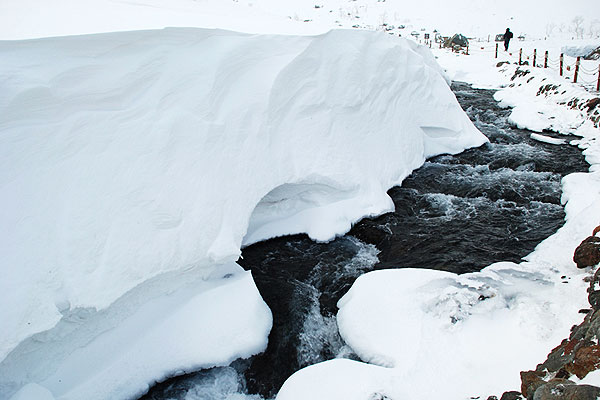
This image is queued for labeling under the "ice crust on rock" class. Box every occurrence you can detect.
[0,27,486,399]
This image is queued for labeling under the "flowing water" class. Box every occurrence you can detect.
[140,82,589,400]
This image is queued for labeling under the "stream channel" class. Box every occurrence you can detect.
[140,82,590,400]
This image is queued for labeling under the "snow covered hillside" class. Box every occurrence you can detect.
[0,28,486,400]
[0,0,595,40]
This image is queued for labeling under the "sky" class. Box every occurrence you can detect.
[0,0,598,40]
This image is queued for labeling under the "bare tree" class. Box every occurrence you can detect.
[589,19,600,38]
[572,16,585,39]
[545,22,556,37]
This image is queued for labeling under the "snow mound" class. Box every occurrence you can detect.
[2,264,272,400]
[562,44,600,59]
[277,359,398,400]
[0,27,486,399]
[493,63,599,136]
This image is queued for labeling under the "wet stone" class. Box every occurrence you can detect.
[574,236,600,269]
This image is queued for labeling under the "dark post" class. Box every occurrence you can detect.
[533,49,537,67]
[544,51,548,68]
[597,64,600,92]
[560,53,564,76]
[495,43,498,58]
[574,57,580,83]
[466,46,469,55]
[519,48,522,65]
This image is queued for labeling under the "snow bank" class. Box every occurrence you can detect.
[4,265,271,400]
[0,27,486,399]
[493,63,598,135]
[562,44,600,59]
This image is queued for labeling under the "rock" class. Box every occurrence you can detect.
[521,370,546,399]
[500,391,524,400]
[368,393,392,400]
[497,61,510,67]
[573,236,600,268]
[533,380,600,400]
[565,345,600,379]
[588,291,600,310]
[587,99,600,113]
[348,222,388,246]
[584,46,600,60]
[538,339,577,373]
[588,269,600,309]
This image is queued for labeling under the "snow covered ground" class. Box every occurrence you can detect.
[1,1,600,400]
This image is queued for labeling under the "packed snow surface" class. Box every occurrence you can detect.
[0,27,486,399]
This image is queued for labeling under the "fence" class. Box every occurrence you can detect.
[492,43,600,92]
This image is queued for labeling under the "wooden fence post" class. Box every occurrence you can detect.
[560,53,564,76]
[597,64,600,92]
[574,57,580,83]
[519,48,522,65]
[533,49,537,67]
[544,51,548,68]
[495,43,498,58]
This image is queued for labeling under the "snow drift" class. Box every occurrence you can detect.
[0,27,486,399]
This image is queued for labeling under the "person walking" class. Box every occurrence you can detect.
[504,28,513,51]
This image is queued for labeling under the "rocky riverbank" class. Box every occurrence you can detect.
[489,226,600,400]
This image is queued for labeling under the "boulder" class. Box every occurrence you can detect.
[565,345,600,379]
[573,236,600,268]
[500,391,524,400]
[521,370,546,399]
[533,380,600,400]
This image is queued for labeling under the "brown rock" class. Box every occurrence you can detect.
[500,391,524,400]
[573,236,600,268]
[521,370,545,399]
[565,345,600,379]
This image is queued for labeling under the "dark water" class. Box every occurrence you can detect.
[139,82,589,400]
